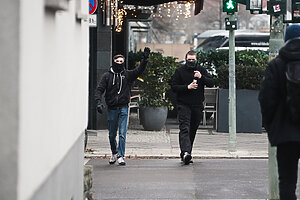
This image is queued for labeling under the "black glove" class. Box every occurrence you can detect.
[96,102,105,114]
[143,47,151,59]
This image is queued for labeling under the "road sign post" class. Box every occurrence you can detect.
[223,0,237,152]
[268,13,284,199]
[267,0,285,198]
[228,14,237,152]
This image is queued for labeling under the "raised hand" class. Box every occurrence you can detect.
[143,47,151,59]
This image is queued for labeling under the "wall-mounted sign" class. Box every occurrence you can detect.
[89,15,97,27]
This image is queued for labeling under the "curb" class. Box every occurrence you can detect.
[85,154,268,159]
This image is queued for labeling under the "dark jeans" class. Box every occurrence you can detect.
[107,107,128,158]
[277,142,300,200]
[177,104,203,158]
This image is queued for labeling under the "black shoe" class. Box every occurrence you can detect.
[183,152,192,165]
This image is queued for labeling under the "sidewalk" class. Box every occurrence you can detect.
[85,113,268,159]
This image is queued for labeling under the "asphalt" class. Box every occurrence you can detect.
[84,113,300,200]
[88,159,270,200]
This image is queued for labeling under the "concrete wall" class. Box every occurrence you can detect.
[0,0,89,199]
[0,1,20,199]
[30,134,84,200]
[95,11,112,130]
[136,43,192,61]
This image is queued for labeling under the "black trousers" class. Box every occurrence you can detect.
[177,104,203,158]
[277,142,300,200]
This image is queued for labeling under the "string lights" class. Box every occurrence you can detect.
[154,0,195,20]
[103,0,195,32]
[184,2,191,18]
[115,8,127,32]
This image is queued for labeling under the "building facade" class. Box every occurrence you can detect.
[0,0,89,199]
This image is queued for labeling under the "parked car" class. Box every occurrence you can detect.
[194,32,269,52]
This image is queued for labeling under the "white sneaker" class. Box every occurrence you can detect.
[109,153,117,164]
[117,157,126,166]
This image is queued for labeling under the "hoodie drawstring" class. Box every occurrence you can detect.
[110,68,123,94]
[113,73,116,85]
[118,75,122,94]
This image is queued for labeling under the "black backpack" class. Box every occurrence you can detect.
[285,61,300,123]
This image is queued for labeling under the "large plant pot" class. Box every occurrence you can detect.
[140,107,168,131]
[217,89,262,133]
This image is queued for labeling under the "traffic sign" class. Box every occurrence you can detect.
[225,17,238,30]
[223,0,238,14]
[292,0,300,22]
[267,0,286,15]
[89,15,97,27]
[89,0,98,15]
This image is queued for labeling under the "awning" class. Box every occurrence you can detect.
[121,0,180,6]
[121,0,203,15]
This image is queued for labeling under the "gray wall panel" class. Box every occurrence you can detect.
[217,89,262,133]
[31,134,84,200]
[0,1,20,199]
[97,32,112,51]
[97,51,111,70]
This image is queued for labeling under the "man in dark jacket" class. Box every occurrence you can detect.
[171,50,214,165]
[95,47,150,165]
[259,24,300,200]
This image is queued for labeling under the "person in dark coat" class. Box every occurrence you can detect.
[171,50,214,165]
[95,47,150,165]
[259,24,300,200]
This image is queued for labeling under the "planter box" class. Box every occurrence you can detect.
[217,89,262,133]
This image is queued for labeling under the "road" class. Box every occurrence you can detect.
[86,158,300,200]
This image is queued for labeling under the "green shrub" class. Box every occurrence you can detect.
[137,52,179,108]
[197,50,269,90]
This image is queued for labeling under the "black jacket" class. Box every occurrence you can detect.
[95,59,147,109]
[259,38,300,146]
[171,64,214,106]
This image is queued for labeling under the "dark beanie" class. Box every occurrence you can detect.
[113,54,125,60]
[285,24,300,42]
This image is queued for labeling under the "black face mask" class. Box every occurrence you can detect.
[186,60,197,69]
[112,62,124,73]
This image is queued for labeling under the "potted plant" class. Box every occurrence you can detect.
[197,49,269,133]
[138,52,179,131]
